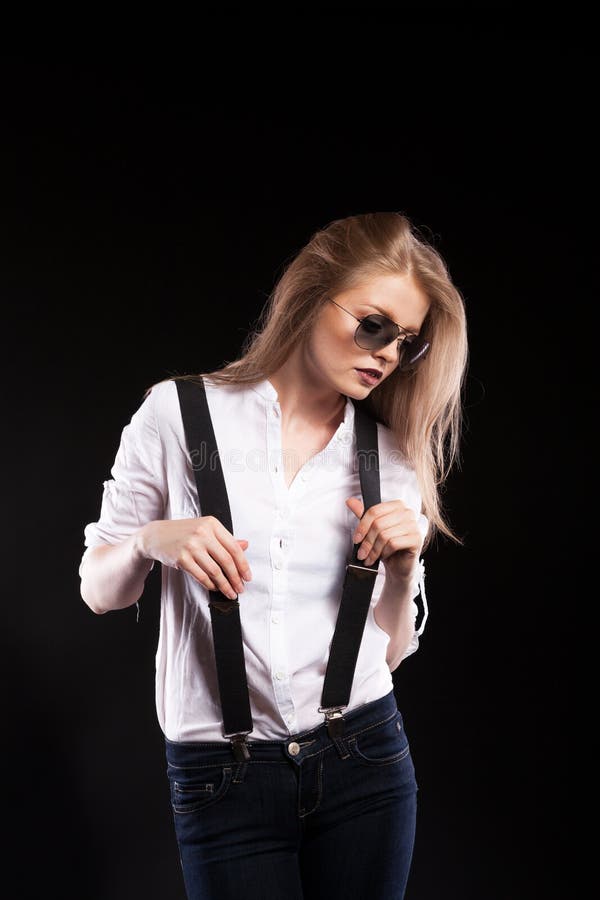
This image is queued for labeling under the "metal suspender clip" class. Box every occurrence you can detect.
[318,705,347,740]
[347,561,380,577]
[223,731,252,762]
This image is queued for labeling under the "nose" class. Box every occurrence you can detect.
[374,338,401,368]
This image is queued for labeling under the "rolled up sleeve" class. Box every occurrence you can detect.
[399,554,428,661]
[398,473,430,661]
[79,385,166,577]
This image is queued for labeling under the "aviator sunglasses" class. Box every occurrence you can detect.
[328,298,430,371]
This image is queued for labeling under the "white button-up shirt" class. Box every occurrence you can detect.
[79,377,429,741]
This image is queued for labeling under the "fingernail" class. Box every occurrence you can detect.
[357,547,367,559]
[244,570,252,580]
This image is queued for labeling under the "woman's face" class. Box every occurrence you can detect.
[305,273,431,398]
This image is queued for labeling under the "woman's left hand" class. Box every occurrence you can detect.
[345,496,423,582]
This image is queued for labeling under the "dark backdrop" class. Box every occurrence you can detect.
[2,24,588,900]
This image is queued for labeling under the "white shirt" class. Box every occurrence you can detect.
[79,377,429,741]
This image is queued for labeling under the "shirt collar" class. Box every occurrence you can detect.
[251,378,355,436]
[251,378,279,401]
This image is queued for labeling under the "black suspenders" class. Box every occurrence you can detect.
[175,377,382,763]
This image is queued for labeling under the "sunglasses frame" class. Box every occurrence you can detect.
[327,297,430,370]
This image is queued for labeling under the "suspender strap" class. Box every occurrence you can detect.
[175,376,382,757]
[318,402,381,740]
[175,377,253,762]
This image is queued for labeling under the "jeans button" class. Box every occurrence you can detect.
[288,741,300,756]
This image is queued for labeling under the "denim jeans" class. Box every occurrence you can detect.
[165,688,418,900]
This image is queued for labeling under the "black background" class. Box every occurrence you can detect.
[2,21,589,900]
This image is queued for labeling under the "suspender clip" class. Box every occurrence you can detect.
[347,561,380,577]
[228,733,251,762]
[318,705,347,740]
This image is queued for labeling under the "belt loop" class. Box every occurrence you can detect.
[233,760,248,784]
[332,735,351,760]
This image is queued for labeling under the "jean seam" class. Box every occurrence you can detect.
[167,760,290,770]
[347,738,410,766]
[298,753,324,818]
[171,767,233,814]
[344,709,398,742]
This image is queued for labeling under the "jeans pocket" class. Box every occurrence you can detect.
[347,710,411,766]
[168,764,234,814]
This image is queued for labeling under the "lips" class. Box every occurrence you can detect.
[356,368,382,379]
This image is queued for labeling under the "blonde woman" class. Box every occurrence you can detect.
[79,211,468,900]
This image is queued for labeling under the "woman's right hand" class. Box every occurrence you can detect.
[137,517,252,599]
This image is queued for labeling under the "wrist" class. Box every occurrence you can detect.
[381,572,415,605]
[384,558,420,585]
[133,522,153,562]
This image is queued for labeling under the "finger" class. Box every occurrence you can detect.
[346,497,364,520]
[354,510,387,550]
[365,525,421,566]
[362,524,397,564]
[359,521,401,563]
[352,501,392,544]
[214,520,253,581]
[355,505,414,548]
[231,540,252,581]
[199,541,247,597]
[353,510,374,544]
[178,551,238,598]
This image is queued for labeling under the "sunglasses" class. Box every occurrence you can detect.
[328,298,430,371]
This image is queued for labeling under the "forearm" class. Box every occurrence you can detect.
[375,573,417,671]
[79,527,155,615]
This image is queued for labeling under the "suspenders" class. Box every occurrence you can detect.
[175,377,382,763]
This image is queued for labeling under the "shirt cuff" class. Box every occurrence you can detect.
[414,558,428,637]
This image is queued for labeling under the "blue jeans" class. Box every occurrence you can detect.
[165,689,418,900]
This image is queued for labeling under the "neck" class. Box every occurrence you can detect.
[268,358,346,430]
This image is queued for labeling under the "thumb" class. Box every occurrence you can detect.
[345,496,364,519]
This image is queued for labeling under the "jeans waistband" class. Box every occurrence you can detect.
[165,689,399,766]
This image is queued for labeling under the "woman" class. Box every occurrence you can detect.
[79,211,468,899]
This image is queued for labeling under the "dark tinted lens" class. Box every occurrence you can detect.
[355,315,397,349]
[398,336,430,371]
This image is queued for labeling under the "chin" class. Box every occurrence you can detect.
[344,379,374,400]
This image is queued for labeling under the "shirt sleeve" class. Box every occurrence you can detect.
[379,457,430,662]
[78,384,166,578]
[398,554,428,661]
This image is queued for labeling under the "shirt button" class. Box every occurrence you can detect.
[274,559,282,570]
[271,614,280,624]
[275,671,285,681]
[272,405,280,417]
[288,741,300,756]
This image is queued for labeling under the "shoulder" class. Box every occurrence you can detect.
[140,378,187,439]
[143,376,248,432]
[375,419,422,511]
[375,419,411,471]
[141,377,176,421]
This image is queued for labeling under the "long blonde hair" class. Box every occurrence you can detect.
[147,212,469,550]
